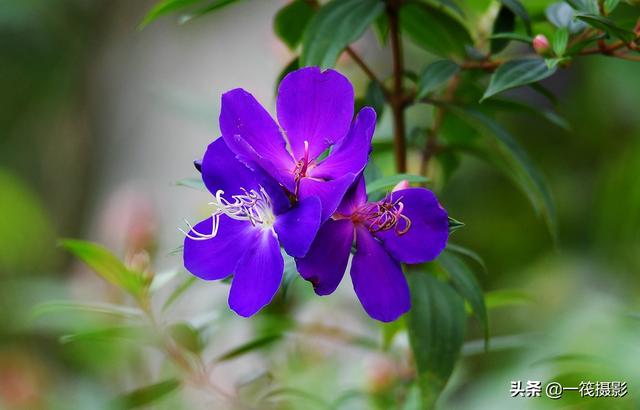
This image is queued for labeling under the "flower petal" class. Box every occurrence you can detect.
[228,230,284,317]
[183,216,258,280]
[201,138,290,216]
[274,196,322,258]
[299,173,356,221]
[277,67,354,160]
[309,107,376,180]
[350,226,411,322]
[295,219,354,296]
[336,174,367,216]
[375,188,449,264]
[220,88,296,190]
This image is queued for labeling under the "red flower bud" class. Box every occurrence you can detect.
[532,34,550,55]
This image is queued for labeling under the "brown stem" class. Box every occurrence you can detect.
[388,0,407,173]
[345,47,386,92]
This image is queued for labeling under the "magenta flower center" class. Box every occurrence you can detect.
[352,197,411,235]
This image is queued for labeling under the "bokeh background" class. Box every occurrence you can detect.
[1,0,639,408]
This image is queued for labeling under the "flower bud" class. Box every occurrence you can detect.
[392,179,410,192]
[532,34,550,55]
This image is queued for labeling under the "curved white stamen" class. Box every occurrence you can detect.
[180,186,275,240]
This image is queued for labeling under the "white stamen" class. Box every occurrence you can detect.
[180,186,275,241]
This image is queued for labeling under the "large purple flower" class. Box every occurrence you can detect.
[183,138,321,317]
[296,177,449,322]
[220,67,375,221]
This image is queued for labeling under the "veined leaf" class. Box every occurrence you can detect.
[416,60,460,99]
[215,334,283,362]
[300,0,385,68]
[406,270,466,407]
[112,379,181,409]
[274,0,315,50]
[400,2,472,58]
[482,58,556,102]
[439,251,488,348]
[365,174,429,195]
[575,13,636,42]
[60,240,148,299]
[32,300,144,321]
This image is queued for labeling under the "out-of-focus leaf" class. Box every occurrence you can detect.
[60,240,148,299]
[33,301,144,321]
[483,98,571,131]
[139,0,202,28]
[481,59,556,101]
[576,13,636,42]
[400,2,472,58]
[445,243,487,273]
[439,251,488,348]
[380,318,404,350]
[450,108,557,238]
[175,177,206,191]
[416,60,459,99]
[501,0,532,35]
[112,379,181,409]
[169,322,203,353]
[565,0,599,13]
[281,254,299,301]
[365,174,429,195]
[274,0,315,50]
[463,333,534,356]
[605,0,621,13]
[365,80,386,119]
[162,274,197,312]
[373,14,389,45]
[437,0,465,18]
[485,289,535,309]
[529,82,559,105]
[552,27,569,56]
[489,32,532,43]
[178,0,244,24]
[150,269,180,292]
[400,384,422,410]
[406,270,466,407]
[260,387,331,409]
[300,0,385,68]
[491,6,516,54]
[60,325,153,344]
[215,334,283,362]
[546,2,587,33]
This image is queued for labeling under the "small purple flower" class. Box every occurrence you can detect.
[220,67,376,221]
[296,176,449,322]
[183,138,321,317]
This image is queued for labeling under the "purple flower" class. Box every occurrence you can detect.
[183,138,321,317]
[296,177,449,322]
[220,67,376,221]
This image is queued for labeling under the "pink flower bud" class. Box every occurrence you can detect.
[392,180,410,192]
[532,34,550,55]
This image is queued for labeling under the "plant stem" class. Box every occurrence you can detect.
[388,0,407,173]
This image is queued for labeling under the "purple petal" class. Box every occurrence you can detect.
[350,226,411,322]
[336,174,367,216]
[201,138,290,216]
[220,88,296,190]
[228,230,284,317]
[309,107,376,180]
[295,219,354,296]
[299,173,356,221]
[183,216,258,280]
[274,196,322,258]
[277,67,354,161]
[375,188,449,264]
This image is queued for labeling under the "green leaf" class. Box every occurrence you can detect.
[450,108,557,238]
[32,300,144,321]
[60,240,148,299]
[501,0,532,35]
[491,6,516,54]
[439,251,488,348]
[406,270,466,407]
[445,243,487,273]
[274,0,315,50]
[481,58,556,102]
[400,2,472,58]
[300,0,385,68]
[178,0,243,24]
[275,58,301,94]
[575,13,636,42]
[482,98,571,131]
[139,0,203,28]
[552,27,569,56]
[112,379,181,409]
[489,32,532,43]
[485,289,534,310]
[60,325,153,345]
[169,322,203,353]
[447,216,465,233]
[365,80,386,119]
[365,174,429,195]
[416,60,460,99]
[380,318,405,350]
[215,334,283,362]
[175,177,206,191]
[162,274,198,312]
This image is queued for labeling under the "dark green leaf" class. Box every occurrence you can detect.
[575,13,636,42]
[406,270,466,407]
[178,0,243,24]
[437,0,465,18]
[501,0,532,35]
[175,177,206,191]
[275,58,300,95]
[447,216,465,233]
[169,322,203,353]
[481,58,556,101]
[365,174,429,195]
[274,0,315,50]
[445,243,487,273]
[489,32,532,43]
[33,300,144,321]
[416,60,460,99]
[439,251,488,348]
[373,14,389,45]
[365,80,386,119]
[482,98,571,131]
[300,0,385,68]
[60,240,148,299]
[400,2,472,58]
[113,379,181,409]
[215,334,283,362]
[491,6,516,54]
[162,274,197,312]
[139,0,203,28]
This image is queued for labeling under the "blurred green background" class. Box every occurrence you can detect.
[1,0,639,409]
